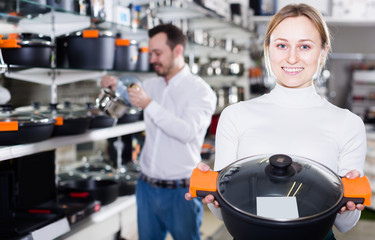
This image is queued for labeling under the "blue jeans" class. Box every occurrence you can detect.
[136,178,203,240]
[325,230,336,240]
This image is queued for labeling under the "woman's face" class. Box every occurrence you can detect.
[268,16,328,88]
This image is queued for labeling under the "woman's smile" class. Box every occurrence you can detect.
[282,67,304,74]
[268,16,328,88]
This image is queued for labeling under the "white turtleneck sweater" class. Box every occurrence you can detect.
[211,83,367,233]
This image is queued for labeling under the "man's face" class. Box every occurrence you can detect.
[148,32,175,78]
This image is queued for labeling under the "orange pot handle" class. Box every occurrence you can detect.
[342,176,372,206]
[116,39,130,46]
[54,116,64,126]
[82,30,99,38]
[0,39,21,48]
[189,168,218,198]
[0,121,19,131]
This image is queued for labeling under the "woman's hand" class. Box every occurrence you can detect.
[100,75,118,90]
[339,169,365,213]
[185,162,221,208]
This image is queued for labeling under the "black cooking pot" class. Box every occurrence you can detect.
[59,178,119,206]
[18,0,50,16]
[0,33,54,68]
[0,105,55,145]
[51,102,92,136]
[85,102,115,129]
[47,0,75,12]
[18,102,92,136]
[65,29,115,70]
[114,38,139,71]
[189,154,372,240]
[114,165,140,196]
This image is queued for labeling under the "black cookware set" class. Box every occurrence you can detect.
[0,29,150,71]
[190,154,372,240]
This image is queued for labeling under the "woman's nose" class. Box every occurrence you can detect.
[287,48,299,64]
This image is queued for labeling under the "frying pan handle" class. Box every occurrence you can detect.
[189,168,219,198]
[342,176,372,206]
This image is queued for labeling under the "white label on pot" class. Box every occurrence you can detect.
[256,197,299,219]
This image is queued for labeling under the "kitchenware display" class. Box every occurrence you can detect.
[136,46,150,72]
[65,29,115,70]
[49,102,92,136]
[58,170,88,183]
[88,0,106,21]
[96,74,143,122]
[31,194,101,225]
[114,38,139,71]
[0,33,54,68]
[116,74,143,123]
[58,178,119,206]
[0,211,63,239]
[115,166,139,196]
[96,88,132,119]
[0,104,56,145]
[47,0,75,12]
[75,157,115,176]
[17,102,92,136]
[85,102,116,128]
[55,33,69,68]
[189,154,372,240]
[18,0,50,16]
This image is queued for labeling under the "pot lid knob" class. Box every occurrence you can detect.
[269,154,292,168]
[265,154,295,181]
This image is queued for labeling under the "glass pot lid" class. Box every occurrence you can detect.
[217,154,343,221]
[0,104,54,124]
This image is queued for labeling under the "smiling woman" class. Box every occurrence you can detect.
[185,3,368,240]
[264,3,330,88]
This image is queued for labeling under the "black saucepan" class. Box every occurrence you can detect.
[58,178,119,206]
[189,154,372,240]
[0,105,55,145]
[85,102,116,129]
[0,33,54,68]
[64,29,115,70]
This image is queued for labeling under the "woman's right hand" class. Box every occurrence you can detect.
[100,75,118,90]
[185,162,221,208]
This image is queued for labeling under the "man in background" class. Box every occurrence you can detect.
[101,23,217,240]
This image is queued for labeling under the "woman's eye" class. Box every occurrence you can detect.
[277,44,287,49]
[300,45,310,50]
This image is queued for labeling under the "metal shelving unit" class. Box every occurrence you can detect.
[0,121,145,161]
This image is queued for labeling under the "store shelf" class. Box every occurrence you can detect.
[0,121,145,161]
[90,195,136,223]
[17,11,91,36]
[31,217,70,240]
[5,68,107,86]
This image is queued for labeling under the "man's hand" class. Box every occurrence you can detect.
[128,83,151,109]
[100,75,118,90]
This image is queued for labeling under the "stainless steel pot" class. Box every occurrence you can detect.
[96,88,131,119]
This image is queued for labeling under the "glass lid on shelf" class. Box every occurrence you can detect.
[0,104,54,124]
[218,154,343,221]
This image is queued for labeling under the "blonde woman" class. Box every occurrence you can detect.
[186,4,366,240]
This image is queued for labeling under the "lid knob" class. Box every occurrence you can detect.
[269,154,292,168]
[265,154,295,181]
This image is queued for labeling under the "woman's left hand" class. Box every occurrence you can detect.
[339,169,365,213]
